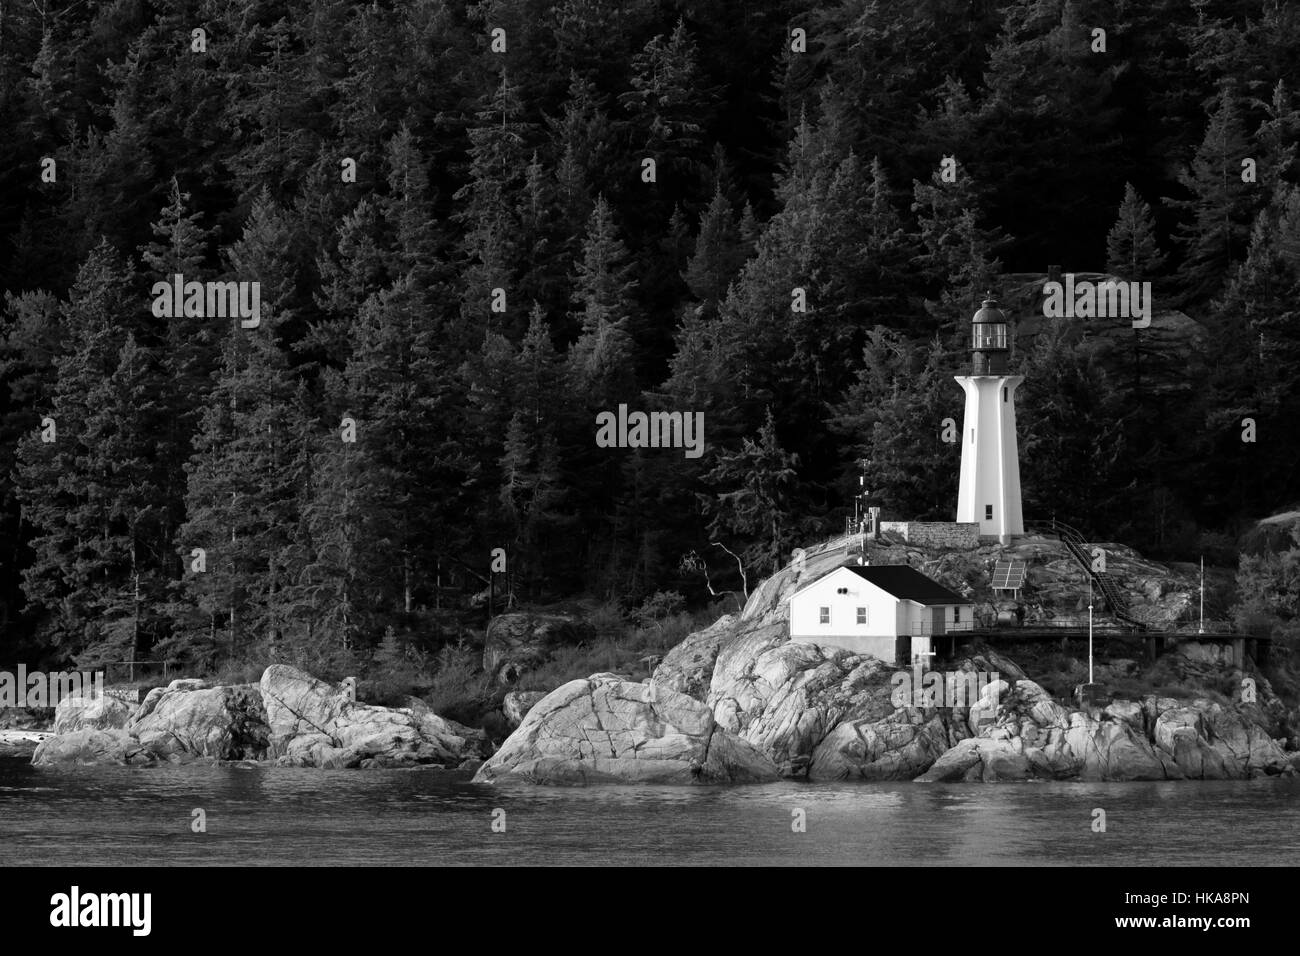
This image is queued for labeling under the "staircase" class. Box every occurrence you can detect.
[1038,519,1147,631]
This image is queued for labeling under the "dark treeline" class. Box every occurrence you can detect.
[1,0,1299,673]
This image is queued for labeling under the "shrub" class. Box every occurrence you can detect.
[424,641,494,724]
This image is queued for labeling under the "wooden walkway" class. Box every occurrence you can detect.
[946,627,1270,666]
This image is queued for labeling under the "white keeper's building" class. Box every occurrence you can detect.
[788,564,974,665]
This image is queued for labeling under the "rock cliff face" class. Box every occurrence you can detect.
[474,673,778,785]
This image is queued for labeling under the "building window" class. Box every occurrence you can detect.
[985,504,993,520]
[856,607,867,625]
[1003,386,1008,403]
[953,606,960,622]
[819,607,829,625]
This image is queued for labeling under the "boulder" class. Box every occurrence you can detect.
[32,728,157,767]
[917,738,1005,782]
[918,680,1175,782]
[503,691,547,727]
[260,665,490,768]
[0,707,52,731]
[482,613,594,685]
[1060,712,1171,781]
[473,674,779,785]
[259,665,352,748]
[166,678,212,693]
[1153,706,1231,779]
[651,613,741,700]
[129,683,269,760]
[809,707,960,780]
[1151,700,1292,778]
[708,637,894,776]
[52,689,134,734]
[1103,699,1145,731]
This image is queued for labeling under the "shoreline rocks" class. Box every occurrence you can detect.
[474,673,778,785]
[30,665,490,770]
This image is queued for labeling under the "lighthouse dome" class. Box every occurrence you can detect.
[972,296,1006,324]
[970,293,1010,372]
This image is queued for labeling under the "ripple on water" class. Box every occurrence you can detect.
[0,759,1297,866]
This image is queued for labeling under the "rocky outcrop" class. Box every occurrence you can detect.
[32,728,158,767]
[32,666,488,770]
[482,613,594,684]
[0,706,52,732]
[52,689,134,734]
[708,637,899,775]
[503,691,547,728]
[652,613,743,699]
[129,683,268,760]
[260,665,490,769]
[1152,700,1291,779]
[916,680,1177,783]
[809,707,961,781]
[474,674,779,785]
[913,679,1295,782]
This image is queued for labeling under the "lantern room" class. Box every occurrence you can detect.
[970,294,1010,375]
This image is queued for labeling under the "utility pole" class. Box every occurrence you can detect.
[1198,556,1204,635]
[1088,574,1094,686]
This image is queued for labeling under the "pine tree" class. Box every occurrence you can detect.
[567,196,638,402]
[618,20,710,186]
[1106,183,1167,281]
[1205,184,1300,517]
[700,408,801,579]
[225,16,320,204]
[13,242,161,661]
[454,73,536,337]
[1169,85,1256,304]
[549,72,613,233]
[974,0,1124,263]
[910,159,1005,345]
[173,197,310,667]
[828,329,962,522]
[308,198,388,366]
[683,188,746,315]
[1015,320,1126,533]
[1255,80,1300,201]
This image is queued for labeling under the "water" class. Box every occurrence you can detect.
[2,753,1297,866]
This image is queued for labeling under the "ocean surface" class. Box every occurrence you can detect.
[2,753,1297,866]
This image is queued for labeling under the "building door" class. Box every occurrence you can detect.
[895,635,911,666]
[931,605,946,637]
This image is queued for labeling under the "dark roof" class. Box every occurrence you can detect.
[840,564,968,605]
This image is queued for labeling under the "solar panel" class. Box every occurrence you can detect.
[992,558,1027,590]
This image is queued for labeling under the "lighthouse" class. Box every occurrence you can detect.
[955,295,1023,544]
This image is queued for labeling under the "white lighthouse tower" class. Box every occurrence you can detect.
[955,295,1023,544]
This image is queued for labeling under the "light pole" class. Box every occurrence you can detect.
[1198,556,1205,635]
[1088,574,1094,686]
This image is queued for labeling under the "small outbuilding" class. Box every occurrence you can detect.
[788,564,974,665]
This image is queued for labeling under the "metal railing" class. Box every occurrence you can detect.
[1031,518,1147,631]
[910,620,975,636]
[105,660,171,683]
